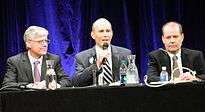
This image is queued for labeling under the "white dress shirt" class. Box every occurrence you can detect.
[167,49,183,75]
[28,51,43,80]
[95,45,112,85]
[95,45,112,70]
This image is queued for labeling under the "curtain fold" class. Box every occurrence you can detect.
[1,0,205,84]
[0,0,139,81]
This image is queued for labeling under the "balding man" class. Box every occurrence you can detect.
[72,18,132,86]
[147,21,205,82]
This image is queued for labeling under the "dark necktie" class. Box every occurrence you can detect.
[34,61,41,82]
[103,59,113,84]
[172,55,180,79]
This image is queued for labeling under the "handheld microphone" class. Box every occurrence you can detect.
[102,58,107,64]
[102,43,109,50]
[0,83,29,91]
[102,43,109,64]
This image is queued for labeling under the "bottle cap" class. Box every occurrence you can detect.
[120,60,127,65]
[162,66,166,70]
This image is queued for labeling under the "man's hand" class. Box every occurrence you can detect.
[26,80,46,89]
[96,52,110,68]
[48,80,61,90]
[179,72,197,80]
[26,80,61,90]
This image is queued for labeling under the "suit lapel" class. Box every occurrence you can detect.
[88,47,97,66]
[165,56,172,76]
[159,50,171,75]
[21,52,49,82]
[41,54,48,80]
[159,49,191,77]
[111,45,120,81]
[21,52,33,82]
[181,48,189,70]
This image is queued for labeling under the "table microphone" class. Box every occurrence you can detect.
[159,48,168,55]
[0,83,29,91]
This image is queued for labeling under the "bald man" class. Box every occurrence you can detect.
[147,21,205,82]
[72,18,132,86]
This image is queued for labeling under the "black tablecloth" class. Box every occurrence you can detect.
[1,83,205,112]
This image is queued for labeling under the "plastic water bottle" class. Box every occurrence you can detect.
[119,60,128,86]
[160,66,168,82]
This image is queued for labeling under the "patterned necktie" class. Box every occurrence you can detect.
[34,61,41,82]
[103,59,113,84]
[172,55,180,79]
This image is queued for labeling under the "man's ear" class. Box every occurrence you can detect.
[26,41,31,49]
[91,31,95,39]
[181,33,184,42]
[162,35,165,44]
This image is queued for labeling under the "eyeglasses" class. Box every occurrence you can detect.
[29,39,50,44]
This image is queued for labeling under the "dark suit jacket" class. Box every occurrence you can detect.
[147,48,205,82]
[2,52,72,87]
[72,45,131,86]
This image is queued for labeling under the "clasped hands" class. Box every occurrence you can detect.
[26,80,61,90]
[172,72,199,82]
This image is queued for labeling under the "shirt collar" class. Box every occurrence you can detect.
[167,49,181,59]
[95,44,112,63]
[95,44,111,53]
[28,51,43,65]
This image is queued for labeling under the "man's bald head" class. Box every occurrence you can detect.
[91,18,113,48]
[92,18,112,31]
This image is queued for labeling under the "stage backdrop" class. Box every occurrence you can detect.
[0,0,139,84]
[1,0,205,84]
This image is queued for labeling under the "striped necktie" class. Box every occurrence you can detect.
[34,61,41,82]
[172,55,180,79]
[103,59,113,84]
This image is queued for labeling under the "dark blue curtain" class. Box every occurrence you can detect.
[139,0,184,79]
[1,0,205,84]
[139,0,205,79]
[0,0,139,84]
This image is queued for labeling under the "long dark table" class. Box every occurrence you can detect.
[1,82,205,112]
